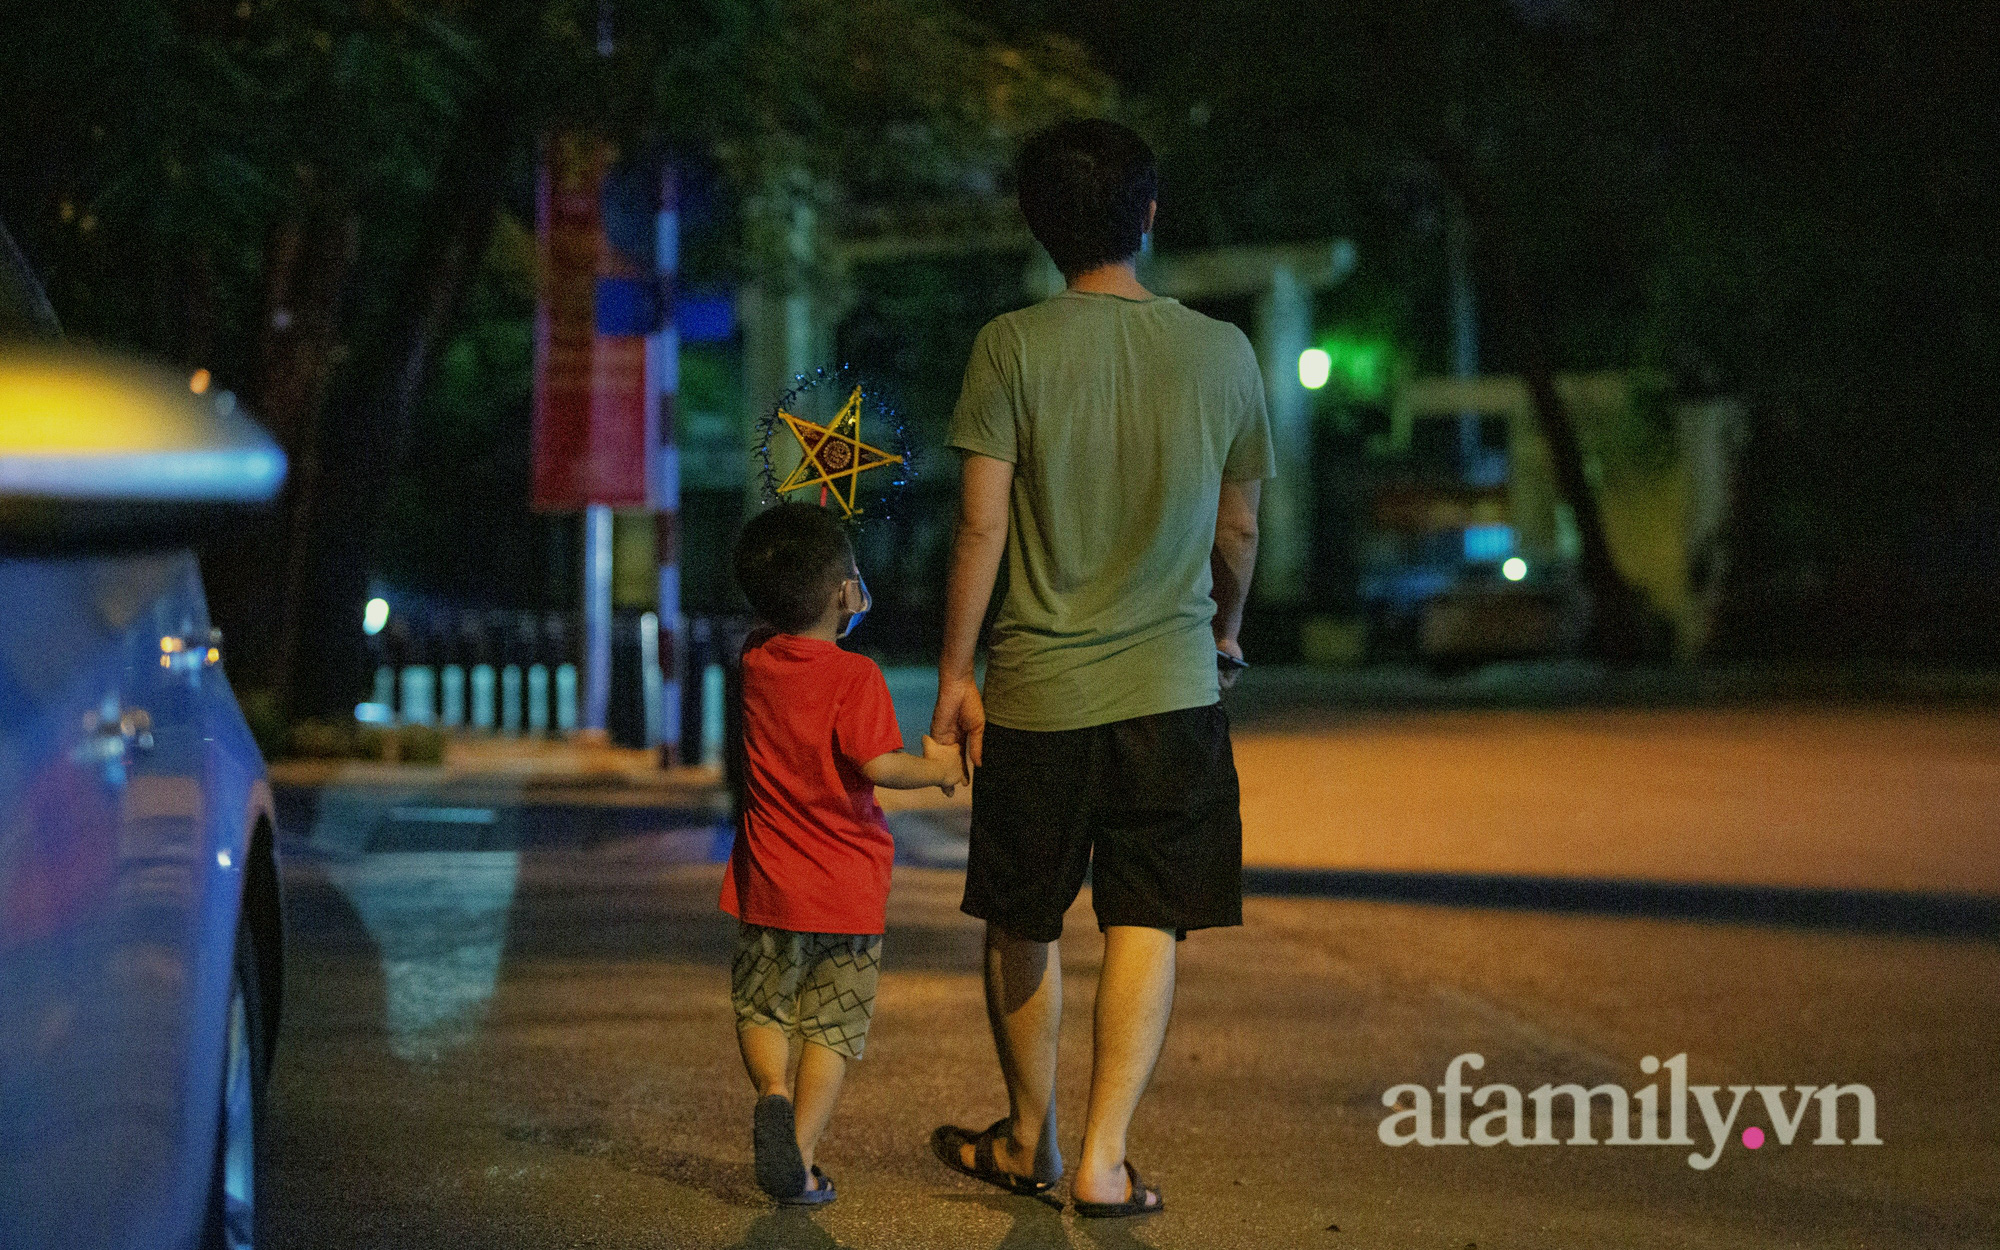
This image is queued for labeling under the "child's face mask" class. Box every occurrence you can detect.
[838,570,871,639]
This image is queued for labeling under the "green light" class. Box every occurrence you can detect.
[1298,348,1331,390]
[1502,557,1528,582]
[1314,335,1392,400]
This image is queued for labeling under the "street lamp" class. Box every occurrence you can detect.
[1298,347,1331,390]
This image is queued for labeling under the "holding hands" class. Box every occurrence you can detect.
[929,674,985,769]
[860,731,970,794]
[921,733,970,796]
[928,673,985,799]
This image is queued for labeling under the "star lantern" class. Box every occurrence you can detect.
[773,385,905,518]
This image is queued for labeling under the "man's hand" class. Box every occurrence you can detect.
[1211,478,1260,694]
[921,733,969,795]
[934,453,1009,773]
[1216,637,1247,691]
[930,675,986,771]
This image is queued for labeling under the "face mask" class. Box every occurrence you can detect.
[838,570,871,640]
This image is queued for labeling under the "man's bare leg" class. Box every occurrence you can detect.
[792,1040,848,1187]
[960,922,1064,1181]
[1072,924,1176,1205]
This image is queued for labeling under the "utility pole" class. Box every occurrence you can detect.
[1446,199,1484,481]
[1254,263,1313,604]
[580,503,612,738]
[531,5,662,740]
[652,168,682,761]
[577,8,616,742]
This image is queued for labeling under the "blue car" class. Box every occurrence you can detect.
[0,342,289,1248]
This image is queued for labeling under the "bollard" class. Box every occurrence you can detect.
[701,661,725,767]
[501,664,523,736]
[460,614,491,729]
[441,664,466,728]
[399,665,436,727]
[555,663,579,736]
[470,664,496,732]
[527,663,550,736]
[640,612,664,748]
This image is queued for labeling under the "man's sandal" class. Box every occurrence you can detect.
[930,1119,1062,1208]
[1072,1161,1164,1219]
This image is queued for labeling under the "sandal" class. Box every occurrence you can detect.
[778,1165,837,1206]
[1072,1161,1163,1219]
[930,1118,1062,1207]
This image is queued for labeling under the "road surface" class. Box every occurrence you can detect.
[263,698,2000,1248]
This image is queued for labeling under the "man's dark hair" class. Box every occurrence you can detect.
[1016,119,1158,278]
[732,503,854,634]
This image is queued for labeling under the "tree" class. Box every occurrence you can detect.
[1,0,476,707]
[2,0,1113,718]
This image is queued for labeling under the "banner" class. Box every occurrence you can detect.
[531,134,656,511]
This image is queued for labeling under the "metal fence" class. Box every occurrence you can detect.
[359,606,748,765]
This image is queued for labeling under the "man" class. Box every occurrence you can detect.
[928,118,1272,1217]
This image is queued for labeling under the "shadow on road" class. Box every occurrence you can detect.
[266,849,402,1248]
[861,797,2000,940]
[722,1205,860,1250]
[1243,867,2000,938]
[911,1192,1166,1250]
[1073,1214,1164,1250]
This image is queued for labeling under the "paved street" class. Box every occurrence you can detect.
[265,695,2000,1248]
[1233,706,2000,895]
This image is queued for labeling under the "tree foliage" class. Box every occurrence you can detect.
[0,0,1113,711]
[9,0,1987,671]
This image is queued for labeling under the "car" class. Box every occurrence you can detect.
[1,237,289,1249]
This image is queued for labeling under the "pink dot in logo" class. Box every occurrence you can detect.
[1742,1127,1765,1150]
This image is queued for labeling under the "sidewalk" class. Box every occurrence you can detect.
[1214,660,2000,726]
[269,669,2000,901]
[269,737,732,863]
[271,660,2000,794]
[269,735,727,805]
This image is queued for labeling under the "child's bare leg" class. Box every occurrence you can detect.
[737,1023,793,1098]
[791,1040,849,1181]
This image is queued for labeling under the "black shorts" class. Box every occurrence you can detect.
[962,701,1244,943]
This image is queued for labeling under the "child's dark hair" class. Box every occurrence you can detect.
[732,503,854,634]
[1016,119,1158,279]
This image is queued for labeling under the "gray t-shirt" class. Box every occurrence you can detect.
[948,289,1274,732]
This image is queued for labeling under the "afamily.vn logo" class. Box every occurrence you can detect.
[1379,1053,1881,1170]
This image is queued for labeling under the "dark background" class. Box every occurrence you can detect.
[4,0,1996,716]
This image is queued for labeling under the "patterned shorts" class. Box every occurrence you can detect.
[731,923,883,1059]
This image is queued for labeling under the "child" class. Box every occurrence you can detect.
[722,502,965,1205]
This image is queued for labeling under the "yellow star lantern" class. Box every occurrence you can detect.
[773,385,905,517]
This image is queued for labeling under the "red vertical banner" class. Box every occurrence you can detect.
[532,134,653,511]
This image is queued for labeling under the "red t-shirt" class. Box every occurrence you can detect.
[720,630,904,935]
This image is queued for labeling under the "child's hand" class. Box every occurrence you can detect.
[921,733,969,795]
